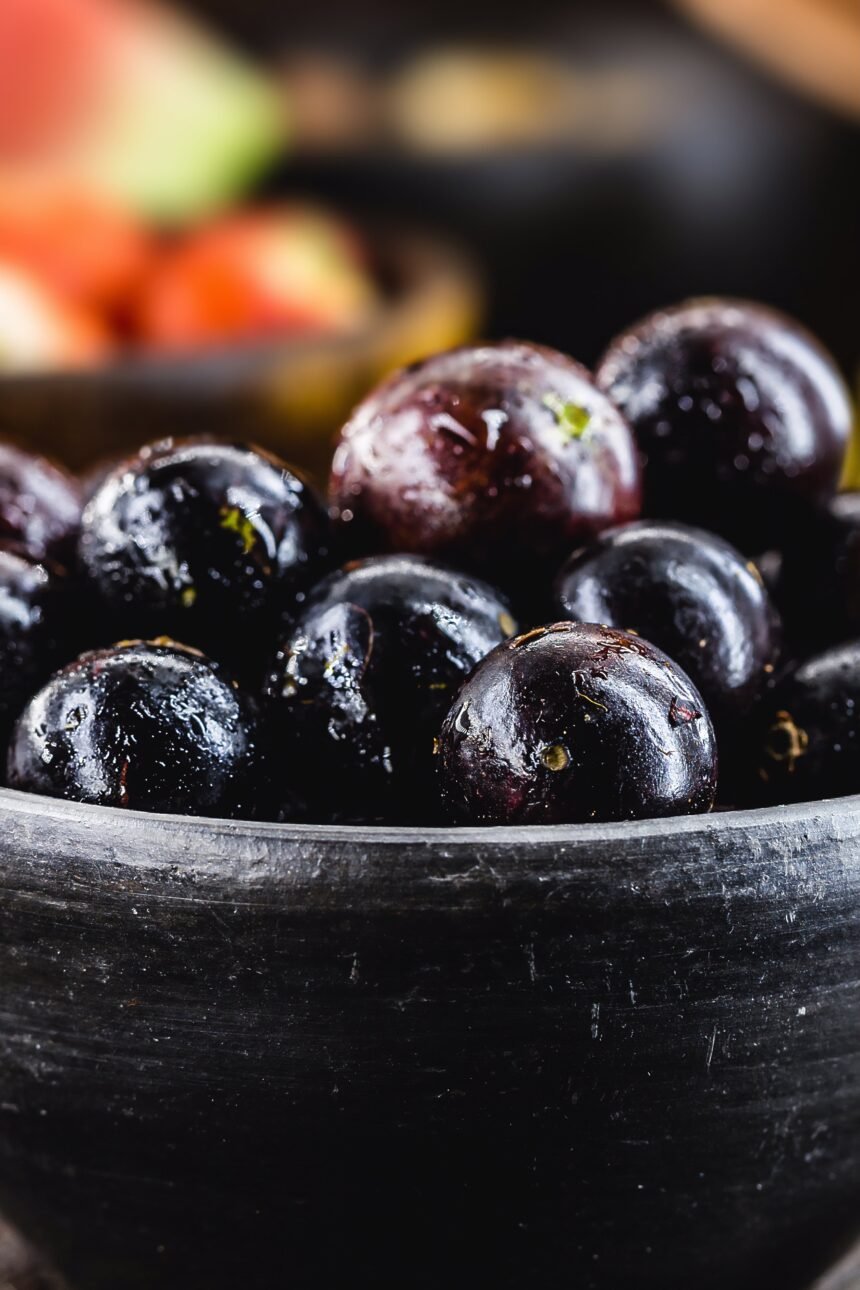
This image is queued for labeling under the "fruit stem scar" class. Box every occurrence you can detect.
[219,505,257,555]
[765,709,809,772]
[542,392,592,440]
[540,743,570,771]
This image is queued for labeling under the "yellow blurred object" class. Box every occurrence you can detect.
[386,49,665,154]
[389,50,583,152]
[839,377,860,491]
[676,0,860,119]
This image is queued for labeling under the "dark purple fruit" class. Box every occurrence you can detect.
[330,341,641,585]
[0,442,81,563]
[596,299,852,549]
[754,641,860,805]
[0,548,75,743]
[7,640,258,817]
[437,621,717,825]
[78,439,331,673]
[264,554,517,823]
[553,520,780,727]
[777,492,860,653]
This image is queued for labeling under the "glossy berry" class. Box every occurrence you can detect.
[0,548,75,742]
[0,442,81,563]
[597,299,852,549]
[78,439,331,672]
[778,492,860,653]
[754,642,860,805]
[330,341,641,585]
[554,521,780,727]
[7,640,258,817]
[264,554,517,823]
[437,621,717,825]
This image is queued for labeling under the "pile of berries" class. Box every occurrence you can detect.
[2,297,857,826]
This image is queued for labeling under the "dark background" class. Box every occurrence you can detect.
[191,0,859,372]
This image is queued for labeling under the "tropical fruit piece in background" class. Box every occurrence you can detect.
[135,207,379,351]
[0,0,283,223]
[0,184,155,315]
[0,260,112,372]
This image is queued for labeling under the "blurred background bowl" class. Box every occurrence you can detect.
[0,228,480,481]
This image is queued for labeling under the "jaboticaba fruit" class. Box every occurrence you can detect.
[437,621,718,825]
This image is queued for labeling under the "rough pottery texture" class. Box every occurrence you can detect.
[0,790,856,1290]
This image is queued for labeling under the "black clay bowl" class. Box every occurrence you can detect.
[0,788,857,1290]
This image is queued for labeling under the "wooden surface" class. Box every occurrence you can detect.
[676,0,860,118]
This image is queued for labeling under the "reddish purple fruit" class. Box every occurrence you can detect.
[330,341,641,584]
[597,299,852,549]
[437,621,717,825]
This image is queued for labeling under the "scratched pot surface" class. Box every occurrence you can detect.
[0,788,856,1290]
